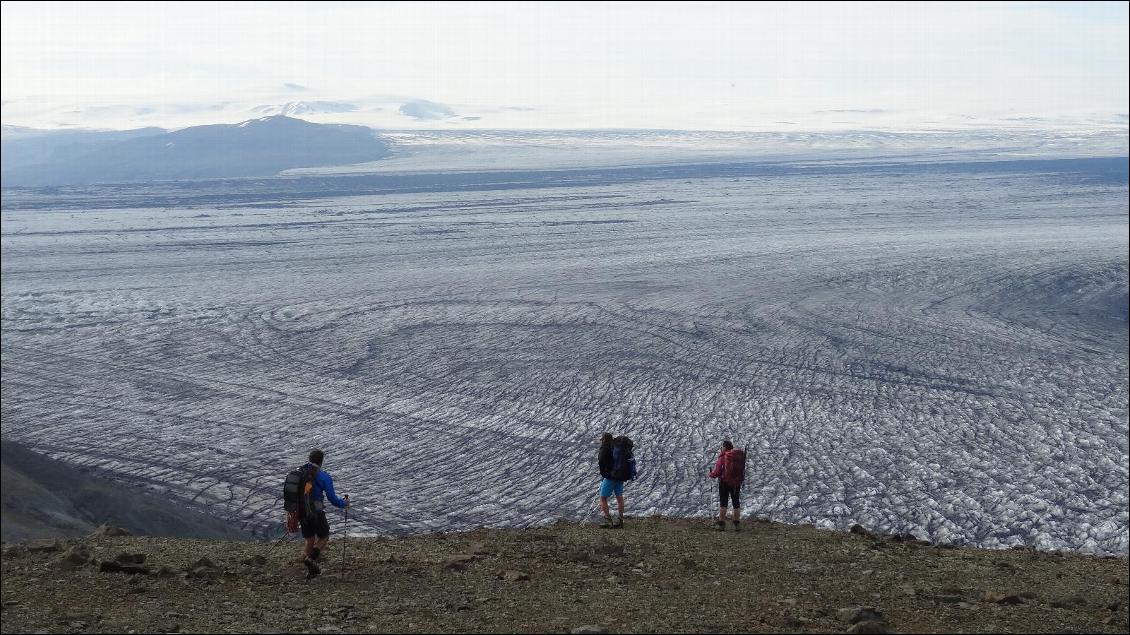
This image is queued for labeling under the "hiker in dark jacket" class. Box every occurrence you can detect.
[597,432,625,527]
[708,440,743,531]
[300,449,349,578]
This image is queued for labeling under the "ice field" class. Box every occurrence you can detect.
[2,151,1127,553]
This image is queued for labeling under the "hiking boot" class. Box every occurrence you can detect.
[714,520,725,531]
[612,514,624,528]
[303,557,321,579]
[732,520,742,532]
[599,515,614,528]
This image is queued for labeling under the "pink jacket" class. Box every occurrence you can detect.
[709,450,729,480]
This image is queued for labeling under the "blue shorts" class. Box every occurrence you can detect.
[599,478,625,497]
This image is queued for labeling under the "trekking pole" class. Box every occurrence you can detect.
[579,492,599,527]
[341,495,349,575]
[706,451,715,524]
[262,525,292,559]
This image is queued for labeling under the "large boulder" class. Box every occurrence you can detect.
[57,545,91,570]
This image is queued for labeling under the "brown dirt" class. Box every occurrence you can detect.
[1,516,1127,634]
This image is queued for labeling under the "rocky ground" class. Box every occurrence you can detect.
[1,517,1127,634]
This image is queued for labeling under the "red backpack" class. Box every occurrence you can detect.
[722,448,746,487]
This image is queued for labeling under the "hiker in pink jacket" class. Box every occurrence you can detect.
[708,440,746,531]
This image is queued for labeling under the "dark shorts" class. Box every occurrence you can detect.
[719,481,741,509]
[300,510,330,539]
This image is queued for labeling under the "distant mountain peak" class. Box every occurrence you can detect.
[2,116,391,186]
[236,114,306,128]
[250,102,359,118]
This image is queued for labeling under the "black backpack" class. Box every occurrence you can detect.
[610,436,638,481]
[283,464,318,521]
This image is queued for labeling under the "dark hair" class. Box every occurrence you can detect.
[601,433,613,446]
[722,440,734,451]
[309,449,325,465]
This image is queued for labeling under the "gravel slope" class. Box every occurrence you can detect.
[2,517,1127,634]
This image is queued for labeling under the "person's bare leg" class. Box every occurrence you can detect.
[599,496,611,517]
[615,495,625,517]
[314,537,329,557]
[302,535,322,577]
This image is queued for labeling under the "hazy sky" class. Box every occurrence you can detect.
[2,1,1128,129]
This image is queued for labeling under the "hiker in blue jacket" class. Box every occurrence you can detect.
[300,449,349,578]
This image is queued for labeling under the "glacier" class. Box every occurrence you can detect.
[1,143,1126,554]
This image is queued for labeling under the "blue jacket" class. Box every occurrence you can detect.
[305,463,347,510]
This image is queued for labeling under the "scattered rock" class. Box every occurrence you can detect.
[92,524,131,537]
[25,539,62,553]
[567,548,596,564]
[933,595,964,604]
[155,565,176,577]
[57,545,91,571]
[1050,595,1087,609]
[981,591,1025,605]
[443,554,478,571]
[777,598,798,607]
[186,557,221,579]
[850,524,869,536]
[115,552,147,565]
[570,626,607,634]
[847,620,890,634]
[241,555,267,567]
[898,583,917,596]
[1107,600,1121,612]
[594,543,625,557]
[837,607,884,624]
[190,557,217,570]
[498,569,531,582]
[780,614,810,627]
[57,610,94,624]
[99,560,151,575]
[467,541,492,555]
